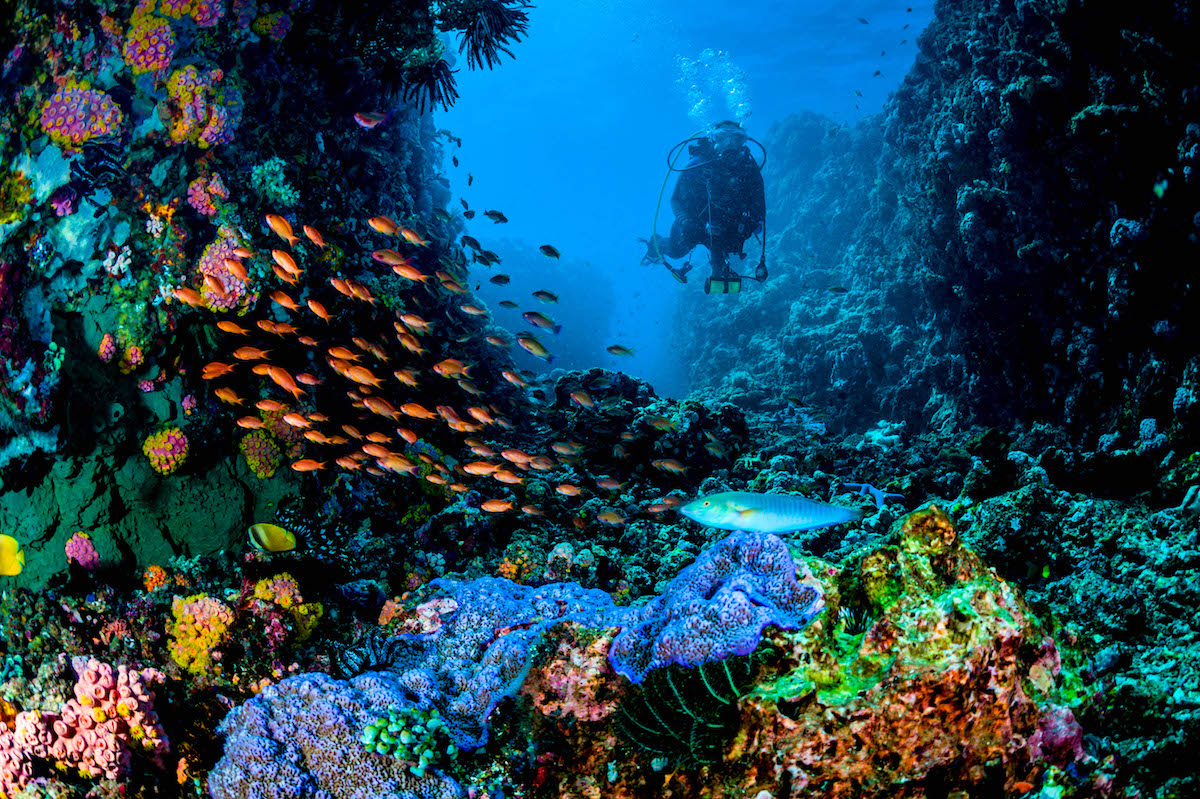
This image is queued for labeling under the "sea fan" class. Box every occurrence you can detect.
[403,57,460,113]
[458,0,533,71]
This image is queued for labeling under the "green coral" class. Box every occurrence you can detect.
[0,167,34,225]
[360,703,457,777]
[249,157,300,207]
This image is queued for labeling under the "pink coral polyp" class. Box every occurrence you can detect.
[40,81,124,147]
[123,18,176,74]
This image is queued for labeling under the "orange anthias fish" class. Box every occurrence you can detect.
[368,215,400,236]
[398,314,431,333]
[223,258,250,283]
[432,359,470,378]
[172,287,204,307]
[556,484,582,496]
[330,277,354,297]
[268,366,305,398]
[256,399,288,412]
[236,416,264,429]
[272,265,299,285]
[303,225,326,248]
[393,263,431,283]
[347,280,376,305]
[216,320,250,336]
[202,361,236,379]
[282,412,311,428]
[345,365,384,388]
[266,214,299,246]
[481,499,514,513]
[363,396,400,419]
[232,346,271,361]
[328,346,360,362]
[396,332,426,355]
[291,459,325,472]
[232,246,255,259]
[400,403,438,420]
[307,299,331,321]
[214,387,243,405]
[272,249,301,276]
[270,291,300,311]
[400,228,430,247]
[371,249,408,265]
[203,273,227,297]
[393,367,420,387]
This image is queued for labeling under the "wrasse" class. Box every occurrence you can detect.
[523,311,562,334]
[680,491,862,533]
[516,335,554,362]
[266,214,299,246]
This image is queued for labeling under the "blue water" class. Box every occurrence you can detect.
[445,0,934,397]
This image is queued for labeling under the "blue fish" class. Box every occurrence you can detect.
[680,491,861,533]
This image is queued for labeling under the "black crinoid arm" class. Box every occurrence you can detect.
[455,0,533,71]
[403,57,460,113]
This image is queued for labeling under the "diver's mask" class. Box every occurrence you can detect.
[711,121,748,154]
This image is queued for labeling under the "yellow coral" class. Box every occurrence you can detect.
[167,594,234,675]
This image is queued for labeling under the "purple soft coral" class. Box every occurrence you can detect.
[607,530,824,682]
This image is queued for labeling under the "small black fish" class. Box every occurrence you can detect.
[499,300,519,308]
[828,286,849,294]
[453,155,459,167]
[873,70,881,77]
[460,198,468,210]
[490,274,511,285]
[856,16,869,23]
[463,209,475,219]
[461,235,481,251]
[481,249,501,263]
[467,173,474,186]
[484,210,508,223]
[901,39,907,44]
[539,244,560,258]
[532,289,558,303]
[854,90,863,97]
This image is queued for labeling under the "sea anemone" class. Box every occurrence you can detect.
[402,57,459,113]
[457,0,533,71]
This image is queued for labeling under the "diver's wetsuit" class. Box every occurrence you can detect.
[657,139,765,277]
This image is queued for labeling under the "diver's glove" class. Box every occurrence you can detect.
[640,235,666,265]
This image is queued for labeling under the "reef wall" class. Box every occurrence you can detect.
[679,0,1200,454]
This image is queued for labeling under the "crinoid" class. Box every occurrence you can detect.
[403,57,460,114]
[457,0,533,71]
[616,650,766,767]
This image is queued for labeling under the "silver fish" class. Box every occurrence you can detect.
[680,491,861,533]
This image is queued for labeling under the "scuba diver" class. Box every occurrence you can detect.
[643,120,767,294]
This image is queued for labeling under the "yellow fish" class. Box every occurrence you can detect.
[0,534,25,576]
[247,523,297,553]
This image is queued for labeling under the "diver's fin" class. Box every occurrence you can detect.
[666,264,689,283]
